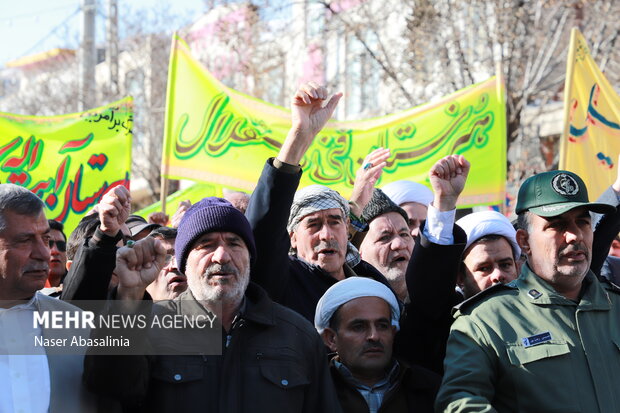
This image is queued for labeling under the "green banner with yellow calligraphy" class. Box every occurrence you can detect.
[0,98,133,234]
[163,35,506,206]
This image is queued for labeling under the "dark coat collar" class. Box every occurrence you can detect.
[175,282,277,327]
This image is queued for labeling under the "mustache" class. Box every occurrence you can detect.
[24,264,49,272]
[362,341,384,352]
[203,263,239,277]
[313,240,341,253]
[560,243,588,256]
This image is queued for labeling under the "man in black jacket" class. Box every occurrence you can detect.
[61,184,131,301]
[84,197,341,413]
[356,188,414,302]
[246,82,392,323]
[245,84,468,375]
[315,277,440,413]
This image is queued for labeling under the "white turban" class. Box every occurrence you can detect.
[314,277,400,334]
[456,211,521,259]
[382,180,433,207]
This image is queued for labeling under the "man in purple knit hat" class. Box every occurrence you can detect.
[84,197,341,413]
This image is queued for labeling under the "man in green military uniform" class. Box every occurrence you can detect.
[436,170,620,413]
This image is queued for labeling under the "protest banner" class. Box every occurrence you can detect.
[560,28,620,198]
[163,35,506,207]
[135,182,220,219]
[0,98,132,233]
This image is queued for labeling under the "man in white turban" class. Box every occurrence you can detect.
[455,210,521,299]
[382,180,433,237]
[315,277,439,413]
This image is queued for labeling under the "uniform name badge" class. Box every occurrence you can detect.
[522,331,552,348]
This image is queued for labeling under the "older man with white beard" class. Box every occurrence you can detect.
[84,197,340,413]
[357,189,413,302]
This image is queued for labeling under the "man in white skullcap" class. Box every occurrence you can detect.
[455,210,521,299]
[315,277,439,413]
[382,180,433,237]
[399,155,523,373]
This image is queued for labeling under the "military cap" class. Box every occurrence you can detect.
[515,170,615,217]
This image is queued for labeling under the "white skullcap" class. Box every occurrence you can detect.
[382,180,433,207]
[456,211,521,259]
[314,277,400,334]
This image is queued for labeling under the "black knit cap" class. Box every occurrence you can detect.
[175,197,256,273]
[362,188,409,225]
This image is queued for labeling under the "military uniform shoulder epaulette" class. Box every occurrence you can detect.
[453,282,517,314]
[600,277,620,295]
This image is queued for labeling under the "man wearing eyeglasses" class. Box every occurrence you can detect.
[46,220,67,289]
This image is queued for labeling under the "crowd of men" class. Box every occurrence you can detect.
[1,82,619,412]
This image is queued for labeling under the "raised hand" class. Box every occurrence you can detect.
[148,211,169,226]
[429,155,470,211]
[278,82,343,165]
[115,237,167,300]
[170,200,191,228]
[349,148,391,216]
[99,185,131,237]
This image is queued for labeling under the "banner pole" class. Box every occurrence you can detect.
[495,60,506,215]
[160,176,169,215]
[559,28,579,168]
[160,32,179,216]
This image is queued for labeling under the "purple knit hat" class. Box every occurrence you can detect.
[175,197,256,273]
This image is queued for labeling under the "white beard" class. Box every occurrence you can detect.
[188,266,250,307]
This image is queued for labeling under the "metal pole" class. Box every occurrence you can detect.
[80,0,96,111]
[106,0,119,96]
[559,28,578,169]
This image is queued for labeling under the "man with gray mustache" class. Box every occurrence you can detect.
[246,82,393,323]
[84,197,341,412]
[436,170,620,413]
[0,183,100,412]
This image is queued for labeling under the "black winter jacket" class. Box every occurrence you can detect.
[83,283,342,413]
[246,159,393,323]
[329,357,440,413]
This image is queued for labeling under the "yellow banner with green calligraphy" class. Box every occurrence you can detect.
[560,29,620,199]
[163,35,506,206]
[0,98,132,234]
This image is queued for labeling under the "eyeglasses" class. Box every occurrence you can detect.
[49,240,66,252]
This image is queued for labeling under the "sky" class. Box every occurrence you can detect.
[0,0,206,67]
